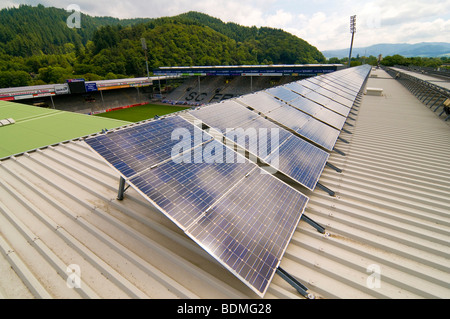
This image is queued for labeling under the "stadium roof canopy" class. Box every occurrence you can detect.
[154,64,344,77]
[0,76,170,102]
[0,67,449,300]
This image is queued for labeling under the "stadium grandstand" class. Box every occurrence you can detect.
[0,76,170,115]
[0,64,449,301]
[158,64,343,106]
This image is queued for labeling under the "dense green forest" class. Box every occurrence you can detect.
[329,54,450,68]
[0,5,326,88]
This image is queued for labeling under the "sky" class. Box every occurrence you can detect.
[1,0,450,51]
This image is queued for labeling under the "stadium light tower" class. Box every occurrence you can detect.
[141,38,150,79]
[348,15,357,68]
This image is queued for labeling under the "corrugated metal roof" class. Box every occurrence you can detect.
[0,68,449,299]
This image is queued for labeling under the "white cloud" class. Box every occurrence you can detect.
[265,10,294,28]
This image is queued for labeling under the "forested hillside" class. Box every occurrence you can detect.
[0,5,326,88]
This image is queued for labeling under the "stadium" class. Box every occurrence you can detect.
[1,59,449,301]
[1,1,450,300]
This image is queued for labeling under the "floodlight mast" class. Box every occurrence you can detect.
[141,38,150,79]
[348,15,356,68]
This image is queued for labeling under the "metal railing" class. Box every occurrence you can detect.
[385,67,450,122]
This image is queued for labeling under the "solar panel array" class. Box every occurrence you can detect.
[86,115,309,297]
[190,100,330,191]
[85,64,371,298]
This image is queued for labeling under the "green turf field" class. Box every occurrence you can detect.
[94,104,191,122]
[0,101,129,159]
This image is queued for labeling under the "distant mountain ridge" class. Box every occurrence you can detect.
[323,42,450,59]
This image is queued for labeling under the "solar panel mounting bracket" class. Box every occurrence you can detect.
[338,136,350,144]
[117,176,129,201]
[326,162,343,173]
[316,182,336,197]
[341,128,353,135]
[333,147,346,156]
[301,214,326,234]
[276,267,315,299]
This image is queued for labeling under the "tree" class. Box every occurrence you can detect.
[0,70,31,87]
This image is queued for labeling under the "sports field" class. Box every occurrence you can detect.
[0,101,129,159]
[94,104,191,122]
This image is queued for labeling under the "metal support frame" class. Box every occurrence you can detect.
[333,147,346,156]
[301,214,326,234]
[341,128,353,135]
[117,176,127,201]
[316,182,336,197]
[326,162,343,173]
[338,136,350,144]
[276,267,314,299]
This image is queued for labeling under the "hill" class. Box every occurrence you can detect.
[0,4,150,57]
[323,42,450,59]
[177,11,325,64]
[0,5,326,88]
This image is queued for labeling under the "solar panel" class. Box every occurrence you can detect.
[283,82,313,96]
[313,87,353,108]
[236,92,286,114]
[245,104,340,151]
[85,116,211,178]
[129,140,257,230]
[283,81,352,117]
[266,86,302,103]
[301,90,351,117]
[190,101,330,188]
[299,118,342,152]
[187,168,309,297]
[265,136,329,190]
[306,77,357,101]
[190,100,259,130]
[85,118,310,297]
[191,100,292,153]
[283,97,347,131]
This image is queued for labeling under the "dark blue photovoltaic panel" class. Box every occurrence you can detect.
[306,78,356,101]
[283,82,313,97]
[298,77,354,105]
[86,120,310,298]
[257,105,340,151]
[240,88,347,131]
[285,82,352,117]
[268,106,310,132]
[312,107,347,130]
[190,100,259,130]
[191,101,329,188]
[265,136,329,190]
[190,101,292,154]
[313,87,353,108]
[236,92,286,114]
[266,86,302,103]
[300,119,341,152]
[85,116,211,178]
[287,98,347,130]
[302,90,351,117]
[187,169,308,296]
[130,140,256,230]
